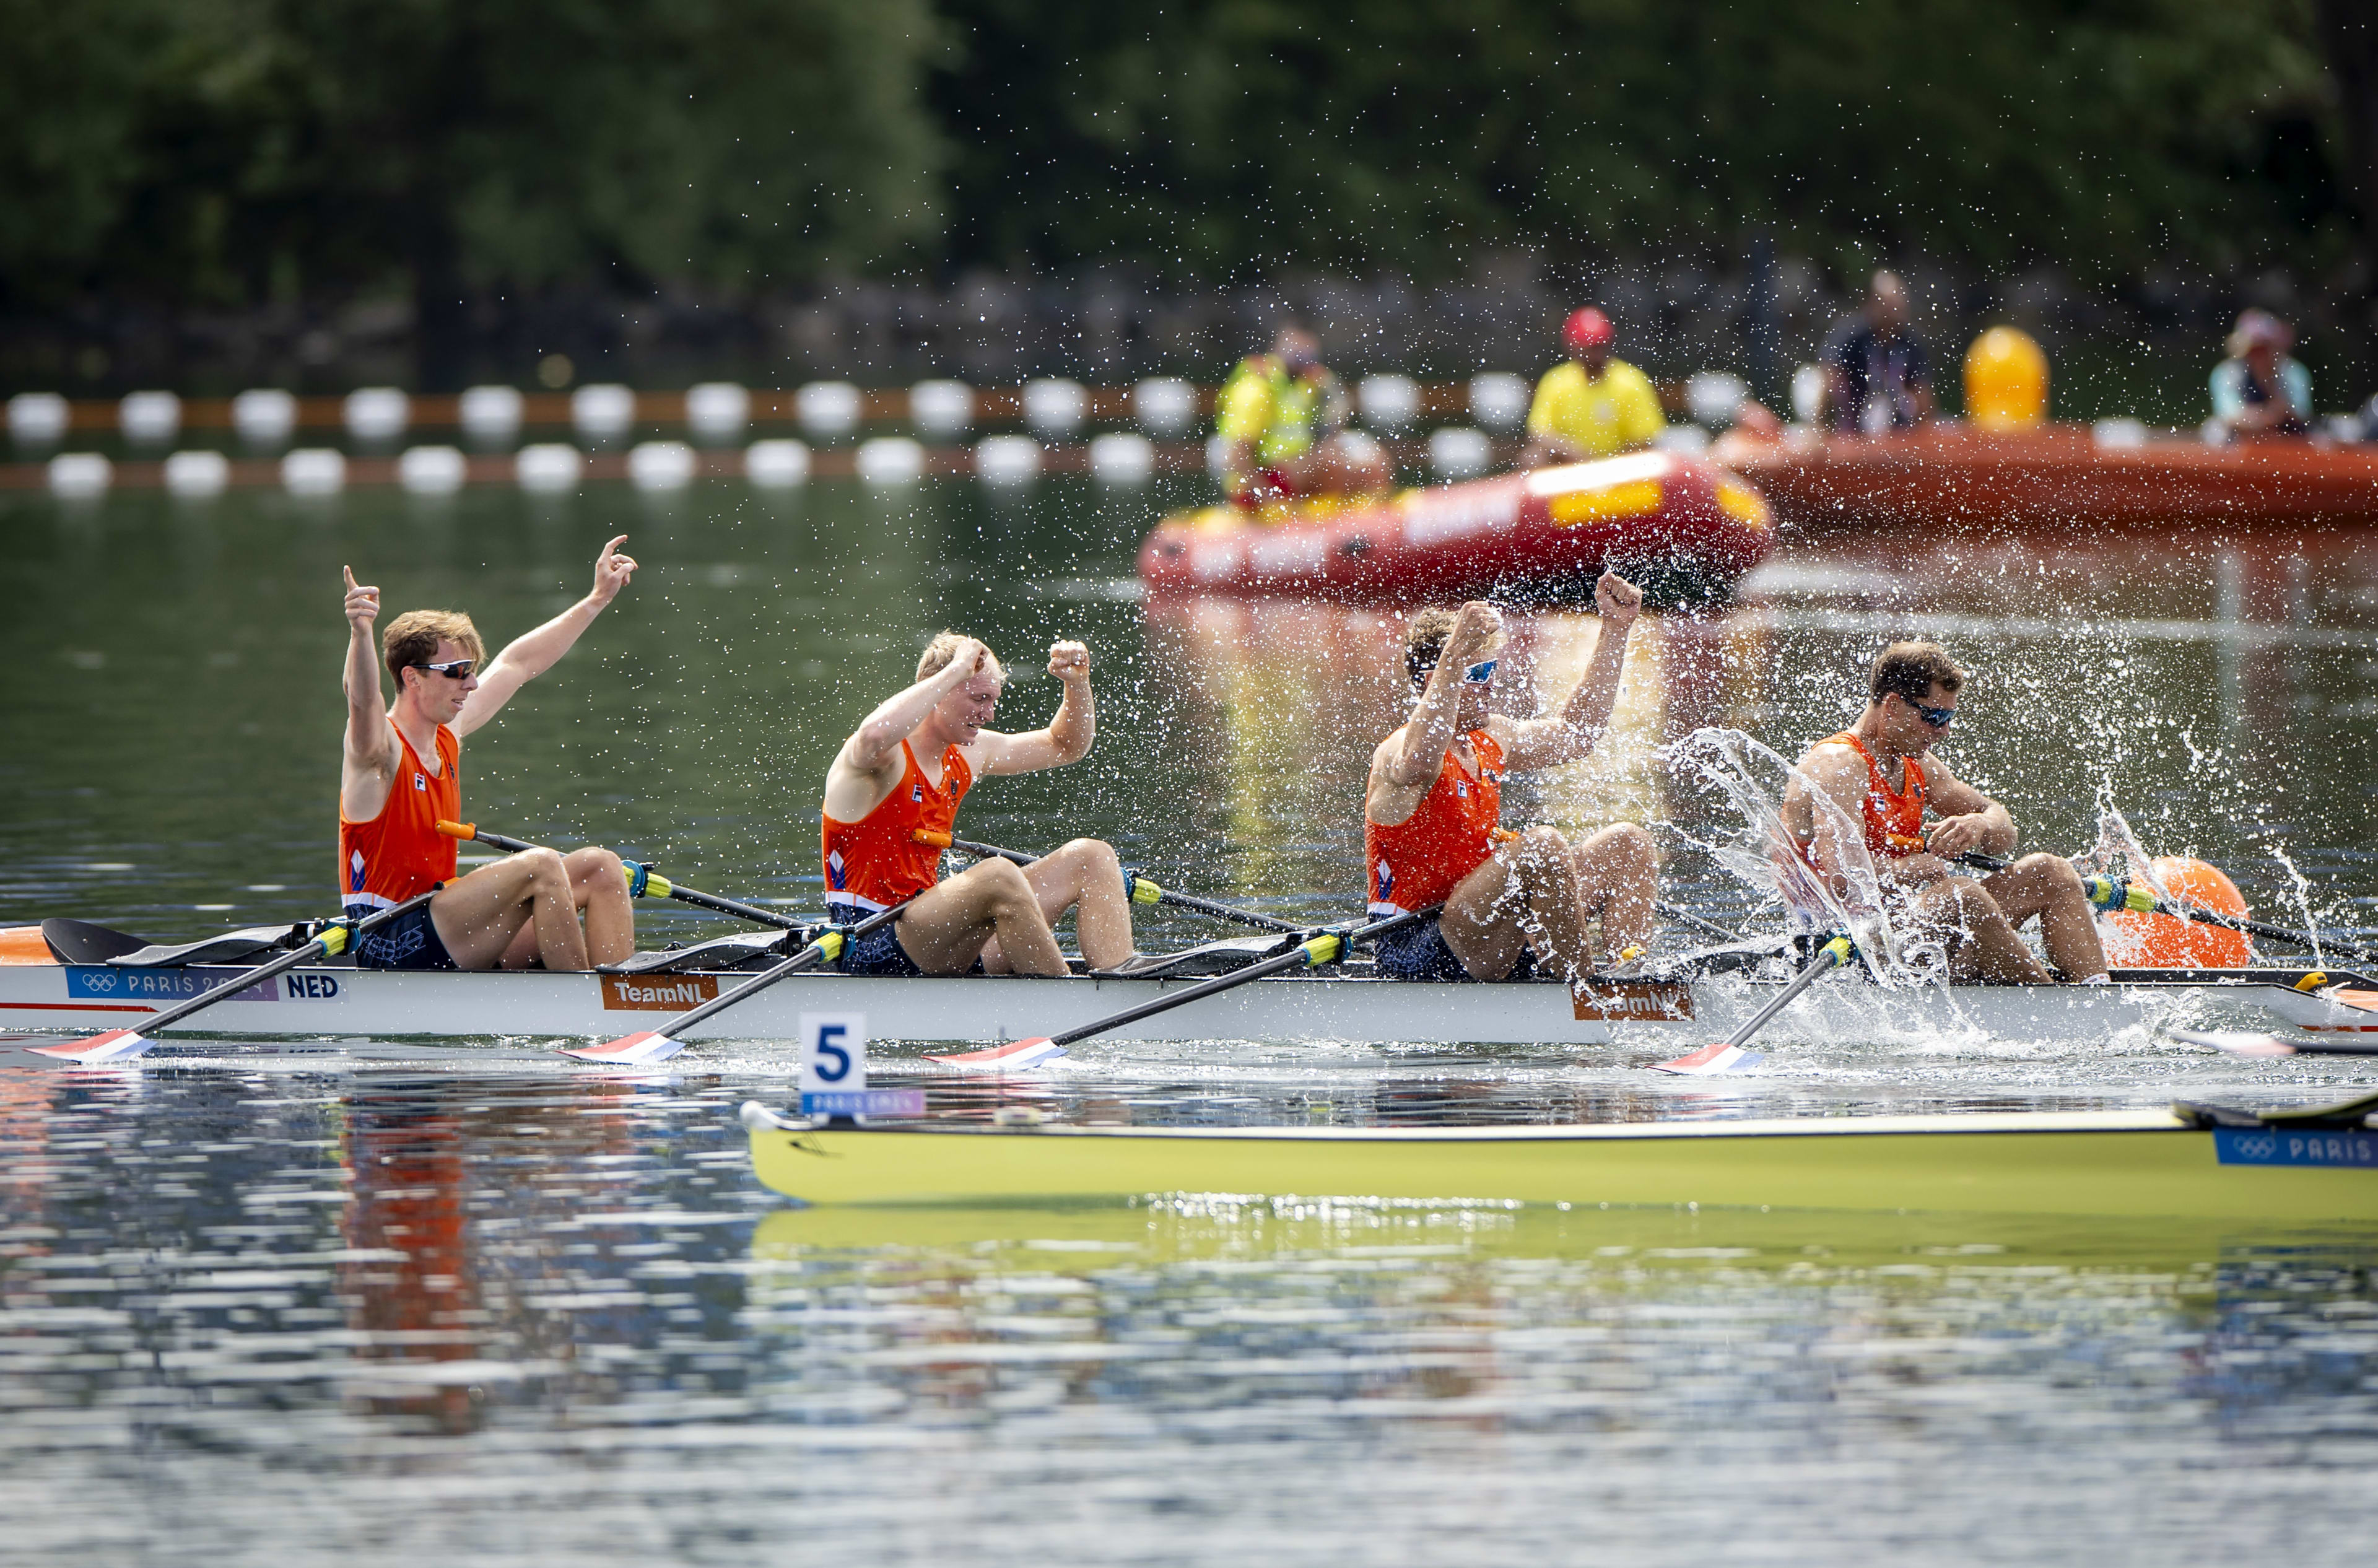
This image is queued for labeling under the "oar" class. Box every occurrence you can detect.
[438,820,801,931]
[29,890,440,1063]
[563,900,910,1066]
[1647,934,1855,1076]
[1955,852,2378,962]
[923,907,1437,1069]
[2167,1027,2378,1059]
[917,830,1303,936]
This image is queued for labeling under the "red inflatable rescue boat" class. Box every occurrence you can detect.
[1138,452,1774,607]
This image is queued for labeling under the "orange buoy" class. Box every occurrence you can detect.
[1963,326,2049,430]
[2103,856,2252,968]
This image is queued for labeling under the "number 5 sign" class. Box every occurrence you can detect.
[797,1014,924,1119]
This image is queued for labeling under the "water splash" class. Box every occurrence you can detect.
[1664,727,1907,983]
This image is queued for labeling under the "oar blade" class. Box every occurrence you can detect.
[923,1037,1068,1070]
[1648,1040,1764,1076]
[562,1030,687,1065]
[29,1029,154,1063]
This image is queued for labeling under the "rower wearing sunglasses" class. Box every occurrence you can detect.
[337,537,640,972]
[1362,578,1658,983]
[1785,642,2109,983]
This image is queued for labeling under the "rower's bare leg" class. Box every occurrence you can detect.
[494,848,634,970]
[1981,855,2109,981]
[988,838,1134,972]
[1570,823,1657,963]
[893,858,1069,977]
[1439,826,1594,982]
[430,849,588,972]
[1908,876,2054,984]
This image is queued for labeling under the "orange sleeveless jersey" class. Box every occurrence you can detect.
[822,740,974,914]
[1814,730,1928,861]
[1366,730,1505,915]
[339,720,461,912]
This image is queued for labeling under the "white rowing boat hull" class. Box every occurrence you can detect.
[0,960,2369,1048]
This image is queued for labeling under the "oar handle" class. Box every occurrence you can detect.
[437,820,800,931]
[919,830,1303,935]
[133,891,438,1035]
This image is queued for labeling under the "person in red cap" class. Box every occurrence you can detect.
[1518,307,1668,468]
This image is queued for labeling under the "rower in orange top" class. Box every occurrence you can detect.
[1782,641,2108,983]
[821,632,1136,976]
[338,538,639,972]
[1363,579,1658,982]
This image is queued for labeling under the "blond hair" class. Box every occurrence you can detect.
[917,630,1003,683]
[384,610,486,689]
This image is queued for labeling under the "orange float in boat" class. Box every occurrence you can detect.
[2104,856,2252,968]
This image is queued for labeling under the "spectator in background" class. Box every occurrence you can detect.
[1518,307,1666,467]
[2209,310,2312,442]
[1824,271,1935,434]
[1215,323,1390,507]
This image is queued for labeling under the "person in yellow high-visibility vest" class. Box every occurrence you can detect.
[1519,308,1667,468]
[1216,324,1390,507]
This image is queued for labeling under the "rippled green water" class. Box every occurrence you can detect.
[4,478,2378,1562]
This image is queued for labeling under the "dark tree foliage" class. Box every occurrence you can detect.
[931,0,2350,282]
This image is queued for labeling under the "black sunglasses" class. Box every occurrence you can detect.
[1901,695,1954,728]
[413,658,477,681]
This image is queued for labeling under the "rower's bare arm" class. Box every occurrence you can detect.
[340,567,394,814]
[455,536,638,739]
[1499,573,1642,770]
[1381,602,1499,791]
[978,642,1095,776]
[844,639,991,778]
[1917,758,2017,858]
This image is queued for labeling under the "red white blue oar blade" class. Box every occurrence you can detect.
[29,1029,154,1063]
[2169,1027,2297,1059]
[562,1030,686,1065]
[1648,1040,1764,1076]
[923,1037,1068,1070]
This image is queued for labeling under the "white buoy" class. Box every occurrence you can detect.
[7,391,69,446]
[1022,378,1087,438]
[398,445,468,495]
[2199,417,2230,448]
[120,391,181,445]
[459,385,523,445]
[344,387,409,443]
[572,384,637,442]
[1089,432,1156,484]
[1468,373,1531,432]
[1205,432,1234,476]
[516,443,583,492]
[1652,424,1711,455]
[48,452,113,497]
[282,448,346,495]
[855,436,925,485]
[162,450,230,498]
[1685,371,1749,429]
[1358,374,1421,432]
[1790,364,1827,424]
[628,440,697,490]
[798,381,863,439]
[231,389,297,446]
[910,379,973,438]
[1134,377,1200,437]
[684,383,748,442]
[2092,417,2150,450]
[975,435,1042,486]
[1338,429,1387,469]
[744,438,811,487]
[1427,427,1493,479]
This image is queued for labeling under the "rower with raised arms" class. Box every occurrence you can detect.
[339,537,640,972]
[1784,641,2108,983]
[1363,577,1659,983]
[821,632,1136,977]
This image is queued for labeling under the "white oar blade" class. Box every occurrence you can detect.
[2169,1027,2297,1059]
[563,1030,686,1065]
[924,1037,1068,1070]
[28,1029,154,1063]
[1648,1040,1763,1076]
